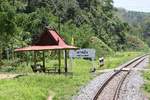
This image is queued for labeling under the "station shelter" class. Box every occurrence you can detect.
[15,27,77,73]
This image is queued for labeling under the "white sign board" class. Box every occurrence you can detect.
[69,49,95,58]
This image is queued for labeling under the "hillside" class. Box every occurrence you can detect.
[116,8,150,46]
[0,0,149,60]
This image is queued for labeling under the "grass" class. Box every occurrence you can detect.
[98,52,143,69]
[0,75,91,100]
[0,59,92,100]
[143,58,150,99]
[0,52,144,100]
[143,72,150,91]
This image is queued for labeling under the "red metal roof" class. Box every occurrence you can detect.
[15,28,77,52]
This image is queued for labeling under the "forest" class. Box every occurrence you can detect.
[117,8,150,47]
[0,0,150,60]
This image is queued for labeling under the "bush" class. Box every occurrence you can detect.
[82,36,114,57]
[0,61,3,66]
[126,35,149,51]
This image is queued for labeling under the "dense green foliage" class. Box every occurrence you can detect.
[0,0,144,60]
[116,8,150,47]
[85,36,114,56]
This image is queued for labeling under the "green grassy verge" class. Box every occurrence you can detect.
[0,52,143,100]
[143,72,150,91]
[99,52,143,69]
[143,58,150,99]
[143,72,150,99]
[1,59,92,100]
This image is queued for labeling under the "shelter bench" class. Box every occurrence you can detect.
[31,64,45,73]
[31,64,59,73]
[45,67,57,73]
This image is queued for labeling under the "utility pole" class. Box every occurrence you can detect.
[12,0,15,6]
[58,14,61,33]
[50,0,62,32]
[28,0,31,6]
[27,0,31,12]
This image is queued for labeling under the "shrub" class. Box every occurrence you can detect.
[126,35,149,51]
[82,36,114,58]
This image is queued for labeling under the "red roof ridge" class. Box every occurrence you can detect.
[15,27,78,52]
[46,27,65,41]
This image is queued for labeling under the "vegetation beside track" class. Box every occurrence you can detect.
[143,59,150,98]
[98,52,143,70]
[0,52,144,100]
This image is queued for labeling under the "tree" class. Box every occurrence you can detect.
[0,0,17,59]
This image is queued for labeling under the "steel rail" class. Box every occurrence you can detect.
[113,58,145,100]
[93,55,147,100]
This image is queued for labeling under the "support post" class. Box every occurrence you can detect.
[33,51,36,66]
[0,42,2,61]
[43,51,46,72]
[43,51,45,67]
[6,48,9,60]
[64,50,68,73]
[26,52,29,66]
[58,50,61,74]
[11,43,14,60]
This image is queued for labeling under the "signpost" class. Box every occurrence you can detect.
[69,49,96,72]
[69,49,95,58]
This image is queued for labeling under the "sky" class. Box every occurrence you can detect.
[113,0,150,12]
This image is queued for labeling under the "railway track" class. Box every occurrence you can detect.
[93,55,147,100]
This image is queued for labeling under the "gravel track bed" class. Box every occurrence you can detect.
[97,57,145,100]
[72,56,149,100]
[97,72,127,100]
[118,56,149,100]
[72,71,114,100]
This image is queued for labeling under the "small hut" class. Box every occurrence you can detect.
[15,27,77,73]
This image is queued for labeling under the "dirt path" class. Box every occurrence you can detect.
[47,96,52,100]
[0,73,20,79]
